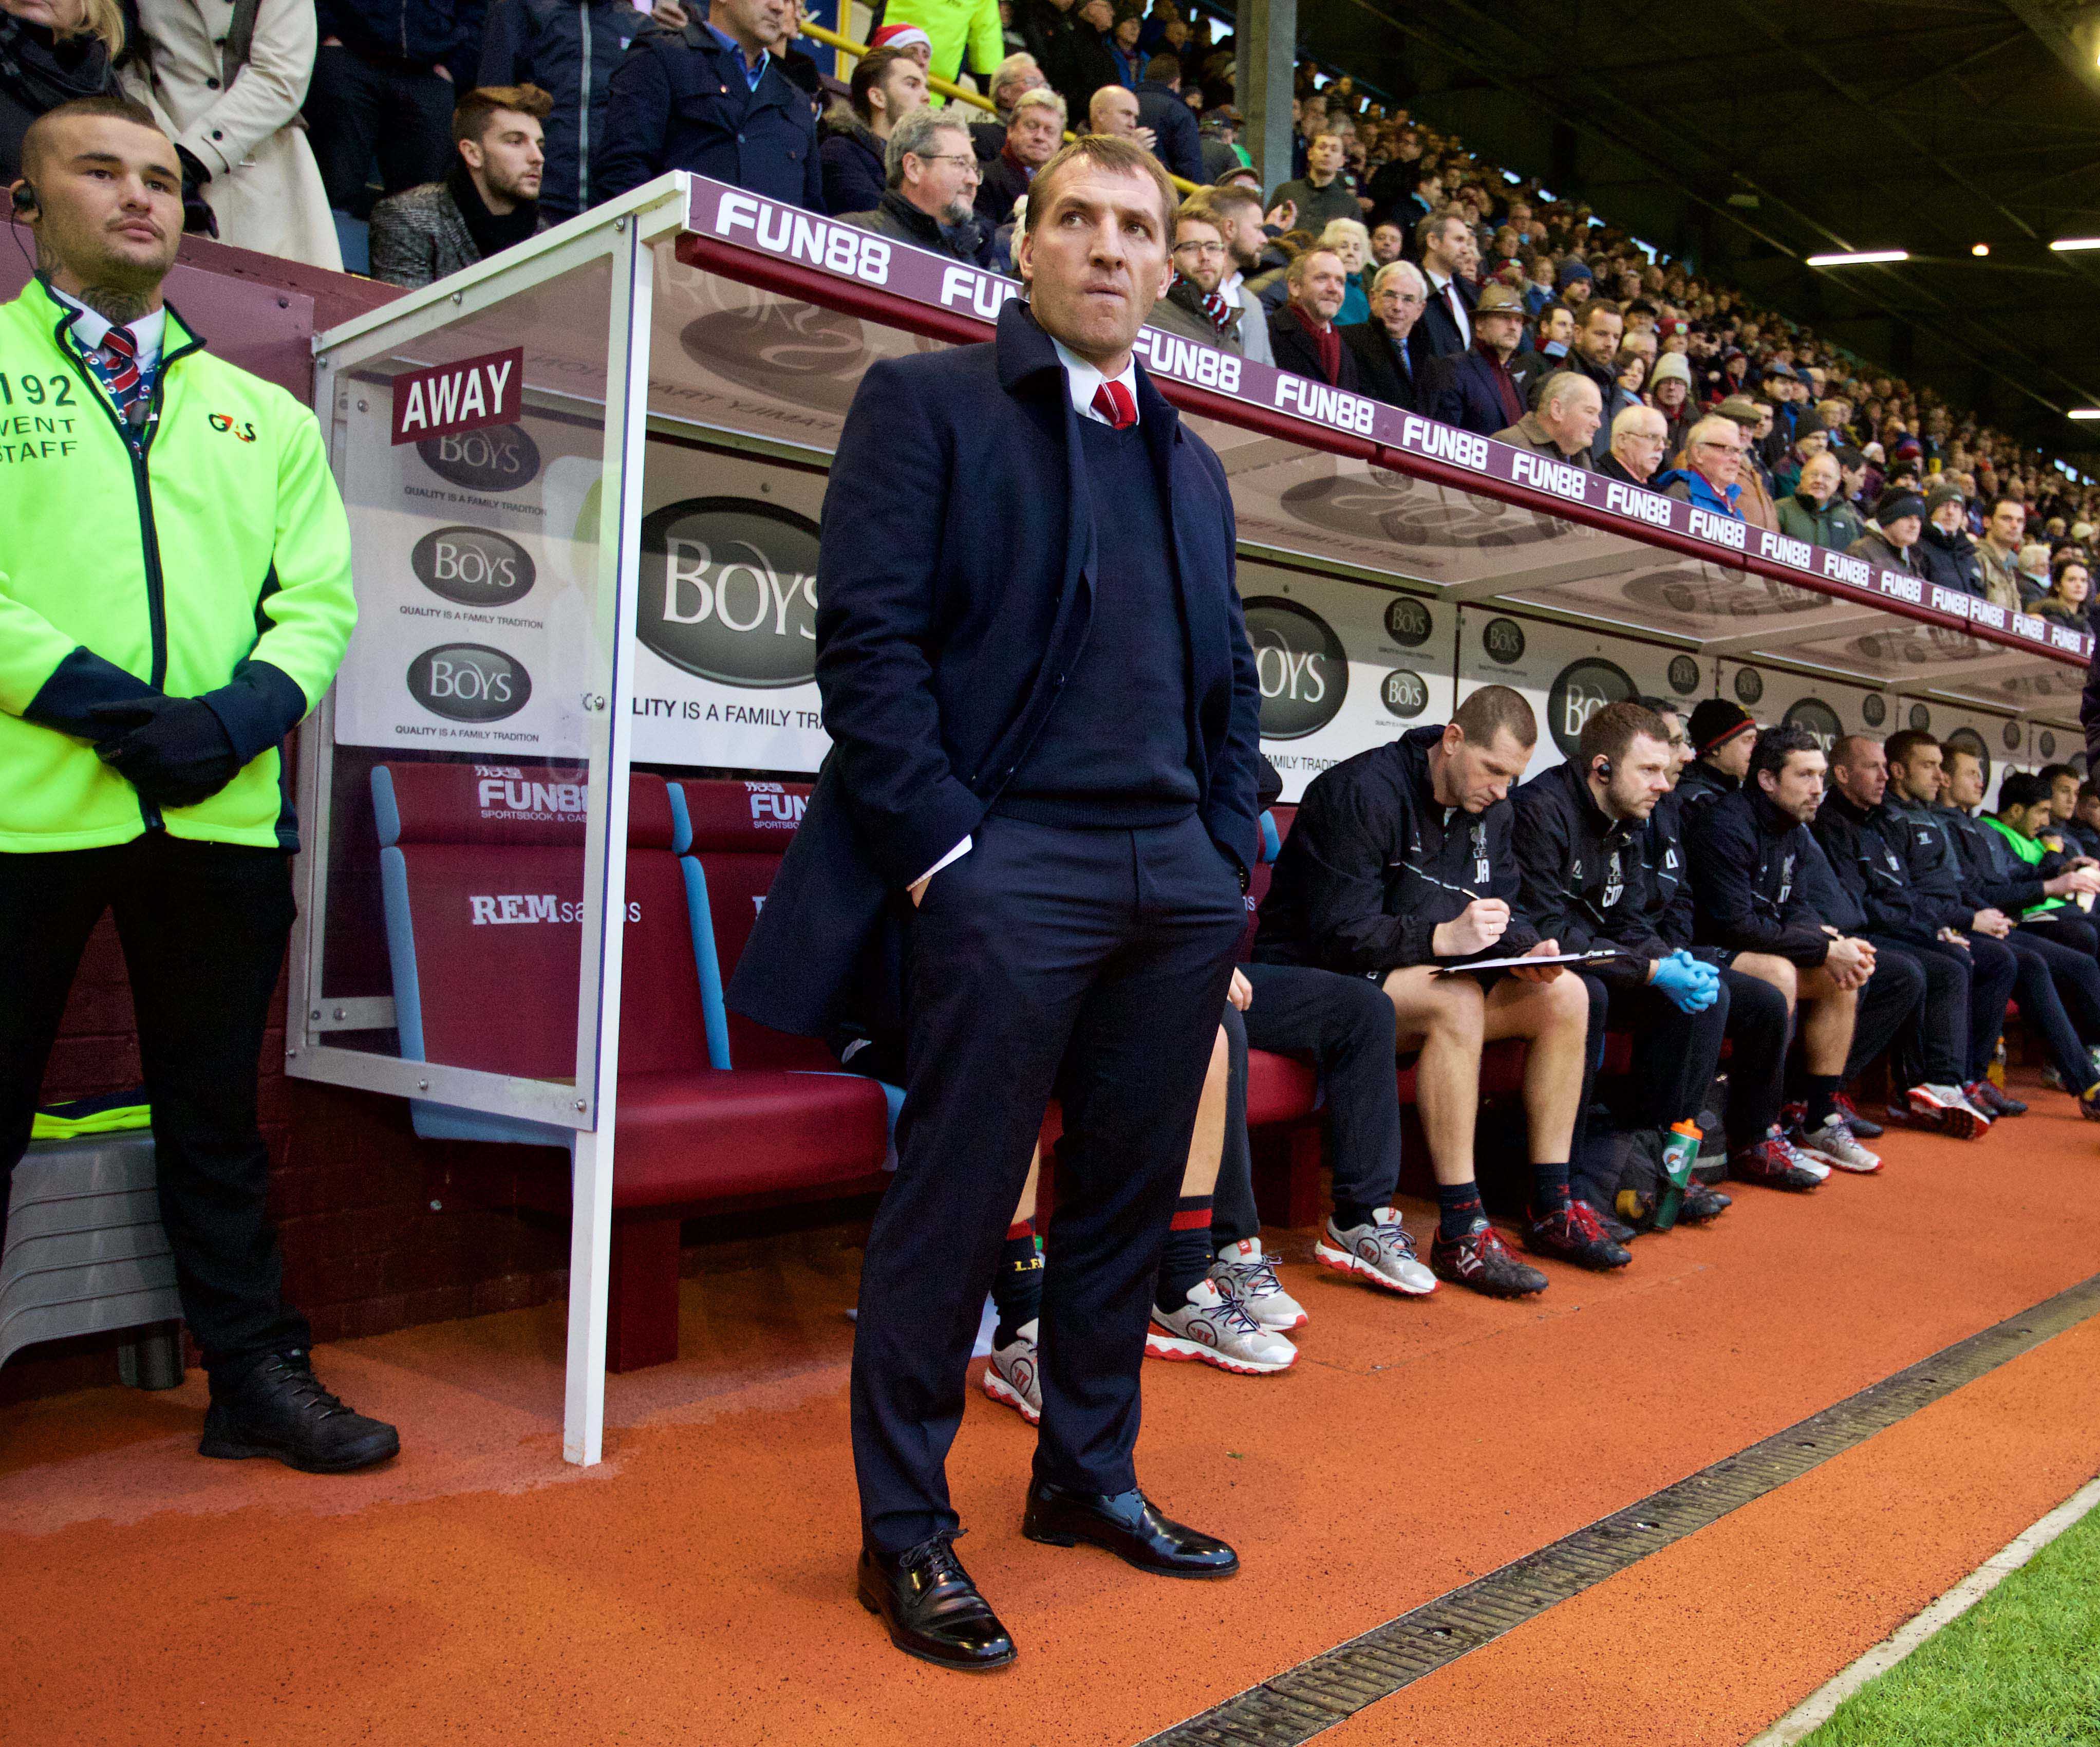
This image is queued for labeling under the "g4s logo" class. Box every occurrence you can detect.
[208,412,257,442]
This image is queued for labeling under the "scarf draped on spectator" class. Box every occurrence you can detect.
[445,159,540,264]
[1167,272,1232,339]
[1290,301,1341,386]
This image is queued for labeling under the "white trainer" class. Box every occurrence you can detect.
[1146,1278,1297,1375]
[1209,1237,1308,1330]
[982,1319,1041,1424]
[1314,1208,1438,1295]
[1907,1082,1990,1140]
[1793,1118,1883,1175]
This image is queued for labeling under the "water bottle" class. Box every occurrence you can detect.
[1653,1120,1702,1232]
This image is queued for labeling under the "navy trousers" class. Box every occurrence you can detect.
[851,812,1244,1554]
[1212,963,1405,1247]
[2005,930,2100,1091]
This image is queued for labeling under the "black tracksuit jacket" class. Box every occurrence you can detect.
[1684,788,1832,966]
[1811,790,1956,944]
[1510,760,1667,991]
[1255,725,1540,975]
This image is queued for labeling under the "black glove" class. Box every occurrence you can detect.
[90,695,240,808]
[175,143,218,239]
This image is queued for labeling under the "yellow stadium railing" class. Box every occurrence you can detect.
[797,17,1202,195]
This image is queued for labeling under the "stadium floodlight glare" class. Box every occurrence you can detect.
[1972,243,1990,256]
[2050,236,2100,253]
[1806,249,1910,266]
[2070,409,2100,421]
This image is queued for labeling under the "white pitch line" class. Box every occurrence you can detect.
[1745,1472,2100,1746]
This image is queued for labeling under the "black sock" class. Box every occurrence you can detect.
[991,1220,1041,1348]
[1333,1199,1382,1234]
[1803,1074,1841,1130]
[1531,1161,1572,1215]
[1436,1181,1484,1241]
[1156,1195,1215,1312]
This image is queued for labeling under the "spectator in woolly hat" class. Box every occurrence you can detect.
[1849,488,1925,575]
[1554,255,1592,304]
[1648,349,1695,457]
[1918,479,1984,599]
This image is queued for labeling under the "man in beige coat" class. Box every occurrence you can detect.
[121,0,340,269]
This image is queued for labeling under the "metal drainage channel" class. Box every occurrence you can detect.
[1142,1272,2100,1747]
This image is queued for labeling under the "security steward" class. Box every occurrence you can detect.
[1510,702,1737,1229]
[1,98,392,1473]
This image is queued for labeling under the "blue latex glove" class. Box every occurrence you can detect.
[1650,950,1719,1014]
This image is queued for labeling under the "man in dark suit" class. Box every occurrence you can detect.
[1268,247,1362,391]
[730,135,1262,1672]
[1134,52,1203,185]
[1420,282,1529,437]
[1408,206,1477,369]
[1340,259,1427,411]
[595,0,822,208]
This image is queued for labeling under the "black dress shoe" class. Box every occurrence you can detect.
[1021,1481,1239,1578]
[857,1535,1016,1671]
[199,1350,400,1473]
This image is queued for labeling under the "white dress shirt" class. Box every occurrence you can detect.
[1425,268,1470,349]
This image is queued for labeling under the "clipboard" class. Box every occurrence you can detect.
[1432,948,1649,975]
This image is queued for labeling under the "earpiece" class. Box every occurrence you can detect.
[10,181,36,216]
[1596,756,1614,780]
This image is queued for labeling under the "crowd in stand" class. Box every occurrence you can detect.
[961,690,2100,1402]
[3,0,2090,590]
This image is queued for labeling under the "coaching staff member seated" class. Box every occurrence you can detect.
[1685,726,1873,1188]
[729,134,1261,1671]
[1,99,392,1473]
[1255,686,1621,1296]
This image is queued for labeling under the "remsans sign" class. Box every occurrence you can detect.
[1546,658,1636,758]
[636,497,822,687]
[1243,596,1348,739]
[392,346,524,445]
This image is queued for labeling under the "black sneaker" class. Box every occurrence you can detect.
[1679,1181,1732,1223]
[1523,1200,1632,1271]
[1429,1218,1548,1298]
[1597,1210,1640,1245]
[1729,1136,1822,1192]
[1966,1080,2027,1119]
[200,1351,401,1474]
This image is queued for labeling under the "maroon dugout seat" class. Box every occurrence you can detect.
[374,763,887,1369]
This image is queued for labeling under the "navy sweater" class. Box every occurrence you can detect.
[996,416,1197,826]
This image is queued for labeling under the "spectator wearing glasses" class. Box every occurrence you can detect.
[839,107,989,265]
[595,0,822,210]
[974,84,1060,228]
[368,83,549,289]
[1777,450,1866,551]
[821,44,927,219]
[1267,246,1361,391]
[1149,200,1249,351]
[1421,281,1528,439]
[1340,257,1426,412]
[1711,393,1781,531]
[1186,182,1273,365]
[1659,413,1745,521]
[968,50,1046,160]
[1493,368,1601,468]
[1256,687,1626,1292]
[1598,402,1668,488]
